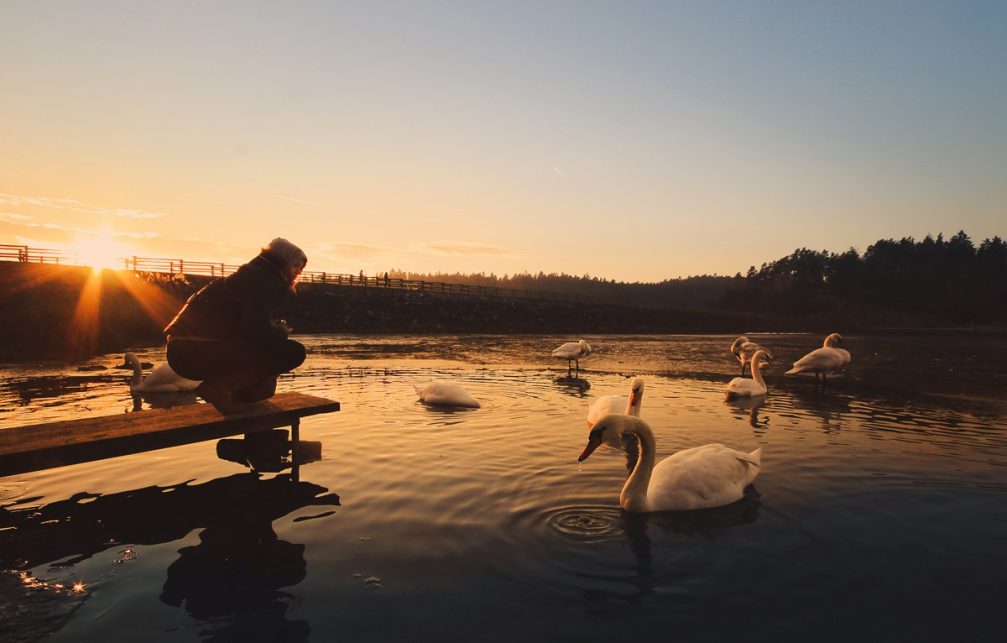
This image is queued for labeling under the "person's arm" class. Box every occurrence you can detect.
[237,281,288,341]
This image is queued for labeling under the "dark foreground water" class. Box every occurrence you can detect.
[1,333,1005,642]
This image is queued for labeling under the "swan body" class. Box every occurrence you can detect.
[726,350,771,398]
[124,352,201,394]
[579,414,762,512]
[730,336,773,376]
[552,339,591,376]
[784,333,851,382]
[587,377,644,426]
[415,381,480,408]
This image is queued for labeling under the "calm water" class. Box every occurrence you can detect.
[1,334,1005,642]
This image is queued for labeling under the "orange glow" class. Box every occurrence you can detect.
[69,231,132,271]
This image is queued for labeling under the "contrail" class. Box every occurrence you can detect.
[277,195,326,207]
[552,166,566,177]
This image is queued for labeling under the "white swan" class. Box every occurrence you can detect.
[726,350,771,398]
[784,333,851,383]
[578,414,762,512]
[587,377,644,427]
[415,381,480,408]
[730,336,774,377]
[124,352,201,394]
[552,339,591,376]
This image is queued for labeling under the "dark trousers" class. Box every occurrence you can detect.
[167,338,306,402]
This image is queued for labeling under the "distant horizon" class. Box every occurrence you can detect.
[3,227,1001,285]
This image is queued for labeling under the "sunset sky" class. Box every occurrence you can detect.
[2,1,1004,282]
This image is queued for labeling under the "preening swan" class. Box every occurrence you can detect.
[587,377,644,427]
[578,414,762,512]
[124,352,201,394]
[552,339,591,377]
[784,333,851,383]
[730,336,774,377]
[726,350,771,398]
[415,381,481,408]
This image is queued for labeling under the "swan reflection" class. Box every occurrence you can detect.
[554,376,591,398]
[725,396,769,433]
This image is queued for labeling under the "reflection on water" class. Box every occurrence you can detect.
[1,334,1006,641]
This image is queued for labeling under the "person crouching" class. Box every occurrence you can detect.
[164,238,307,411]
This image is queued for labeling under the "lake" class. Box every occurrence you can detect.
[2,333,1006,642]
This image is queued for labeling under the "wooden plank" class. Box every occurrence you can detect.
[0,392,339,477]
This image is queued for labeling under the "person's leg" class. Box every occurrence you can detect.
[230,339,305,403]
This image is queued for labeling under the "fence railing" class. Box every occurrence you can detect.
[2,244,603,305]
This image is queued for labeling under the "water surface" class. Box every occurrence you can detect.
[1,334,1005,642]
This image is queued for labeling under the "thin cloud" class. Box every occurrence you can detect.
[415,241,514,257]
[276,195,327,207]
[0,192,166,219]
[552,166,566,177]
[0,212,32,222]
[315,242,388,260]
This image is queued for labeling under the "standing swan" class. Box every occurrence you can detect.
[124,352,201,394]
[587,377,644,427]
[784,333,851,384]
[726,350,771,398]
[552,339,591,377]
[578,415,762,512]
[730,336,774,377]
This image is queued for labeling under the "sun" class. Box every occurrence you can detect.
[71,232,132,271]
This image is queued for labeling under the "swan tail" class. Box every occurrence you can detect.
[738,447,762,485]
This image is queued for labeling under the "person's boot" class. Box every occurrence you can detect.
[194,380,241,414]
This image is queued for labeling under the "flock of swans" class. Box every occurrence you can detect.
[121,333,850,515]
[567,333,851,513]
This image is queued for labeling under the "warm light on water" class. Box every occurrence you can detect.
[1,334,1005,641]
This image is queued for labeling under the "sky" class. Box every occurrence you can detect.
[1,1,1005,282]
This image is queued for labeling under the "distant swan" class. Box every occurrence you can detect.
[587,377,644,427]
[726,350,771,398]
[730,336,774,377]
[552,339,591,377]
[784,333,851,383]
[124,352,201,394]
[415,381,481,408]
[578,414,762,512]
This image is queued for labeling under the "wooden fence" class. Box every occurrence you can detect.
[1,244,601,305]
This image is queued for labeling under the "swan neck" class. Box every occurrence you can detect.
[620,421,656,512]
[128,360,143,387]
[750,358,766,387]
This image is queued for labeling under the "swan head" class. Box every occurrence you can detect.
[730,336,749,356]
[629,377,645,405]
[579,340,592,355]
[823,333,844,347]
[751,349,773,368]
[122,352,141,370]
[578,414,647,462]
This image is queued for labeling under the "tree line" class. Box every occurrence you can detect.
[389,231,1007,325]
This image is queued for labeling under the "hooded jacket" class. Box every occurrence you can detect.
[164,254,291,342]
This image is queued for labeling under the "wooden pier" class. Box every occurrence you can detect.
[0,392,340,477]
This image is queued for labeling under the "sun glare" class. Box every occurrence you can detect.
[71,232,132,271]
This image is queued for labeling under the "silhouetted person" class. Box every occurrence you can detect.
[165,238,307,411]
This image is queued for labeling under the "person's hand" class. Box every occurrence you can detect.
[276,319,293,335]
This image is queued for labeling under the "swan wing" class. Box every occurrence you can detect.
[416,382,480,408]
[551,341,586,359]
[648,444,758,511]
[587,395,627,426]
[785,347,845,375]
[135,363,201,393]
[726,377,765,397]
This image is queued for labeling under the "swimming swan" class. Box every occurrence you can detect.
[552,339,591,377]
[726,350,771,398]
[415,381,481,408]
[587,377,644,427]
[784,333,851,383]
[124,352,201,394]
[578,414,762,512]
[730,336,774,377]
